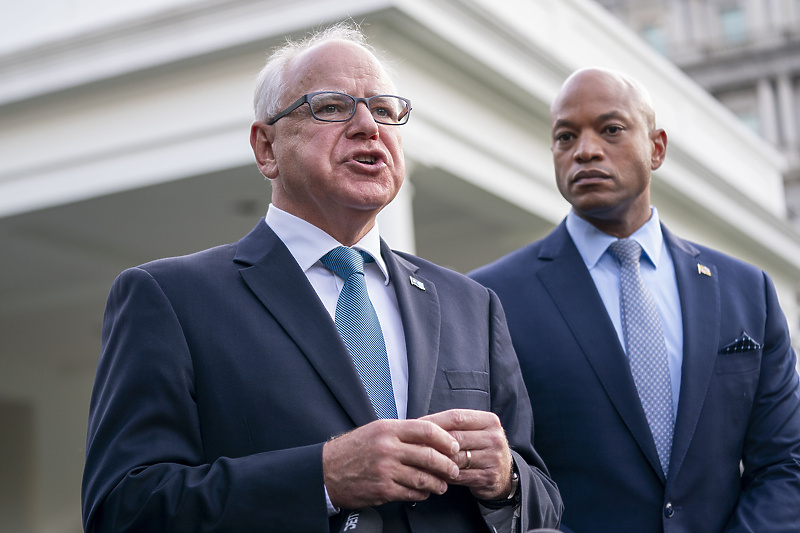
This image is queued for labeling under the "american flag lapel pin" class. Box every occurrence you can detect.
[697,264,711,276]
[409,276,426,291]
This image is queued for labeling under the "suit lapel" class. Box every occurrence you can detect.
[381,241,441,420]
[537,224,665,479]
[662,227,720,484]
[234,220,377,427]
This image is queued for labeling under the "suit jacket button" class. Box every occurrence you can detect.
[407,501,417,509]
[664,502,674,518]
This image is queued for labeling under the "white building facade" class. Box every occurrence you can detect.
[1,0,799,531]
[595,0,800,218]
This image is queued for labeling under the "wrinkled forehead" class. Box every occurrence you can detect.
[284,40,396,95]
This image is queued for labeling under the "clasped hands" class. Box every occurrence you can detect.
[323,409,514,509]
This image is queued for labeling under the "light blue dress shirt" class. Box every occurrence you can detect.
[566,208,683,417]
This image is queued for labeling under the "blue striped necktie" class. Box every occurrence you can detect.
[321,246,397,419]
[609,238,674,476]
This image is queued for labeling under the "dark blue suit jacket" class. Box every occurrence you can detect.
[470,221,800,533]
[82,219,562,532]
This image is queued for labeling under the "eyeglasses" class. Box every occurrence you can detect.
[267,91,412,126]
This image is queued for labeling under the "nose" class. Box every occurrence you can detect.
[347,101,379,139]
[574,133,603,162]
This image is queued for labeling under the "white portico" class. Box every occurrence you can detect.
[1,1,799,531]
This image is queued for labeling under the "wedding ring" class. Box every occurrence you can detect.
[464,449,472,469]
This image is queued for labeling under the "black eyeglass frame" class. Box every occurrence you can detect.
[267,91,412,126]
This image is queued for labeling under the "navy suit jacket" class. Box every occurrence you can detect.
[470,221,800,533]
[82,219,562,532]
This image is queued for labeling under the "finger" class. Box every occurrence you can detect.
[453,448,503,475]
[392,462,452,496]
[457,427,510,469]
[396,436,460,481]
[421,408,500,433]
[451,450,514,500]
[448,427,498,454]
[387,438,462,498]
[455,449,472,470]
[454,449,487,473]
[323,422,451,508]
[426,413,506,456]
[397,419,460,456]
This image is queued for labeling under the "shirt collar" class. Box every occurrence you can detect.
[566,207,664,269]
[265,204,390,284]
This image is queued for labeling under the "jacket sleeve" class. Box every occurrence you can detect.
[486,289,564,530]
[725,272,800,531]
[81,267,331,532]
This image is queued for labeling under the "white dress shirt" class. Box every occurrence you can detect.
[265,204,409,419]
[267,205,518,530]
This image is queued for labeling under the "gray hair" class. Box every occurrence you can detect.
[253,22,394,123]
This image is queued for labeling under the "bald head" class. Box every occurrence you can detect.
[548,67,667,237]
[552,68,657,131]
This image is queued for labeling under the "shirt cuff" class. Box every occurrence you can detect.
[479,502,520,533]
[325,485,340,517]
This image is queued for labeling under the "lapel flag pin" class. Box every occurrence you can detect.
[697,264,711,276]
[409,276,426,291]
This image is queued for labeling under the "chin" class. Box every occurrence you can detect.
[347,186,399,209]
[571,197,611,213]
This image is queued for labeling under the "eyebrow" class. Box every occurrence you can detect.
[596,110,629,122]
[552,110,631,131]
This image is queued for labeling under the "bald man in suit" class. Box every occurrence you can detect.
[471,68,800,532]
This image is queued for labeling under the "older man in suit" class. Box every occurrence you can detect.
[81,24,562,533]
[471,68,800,532]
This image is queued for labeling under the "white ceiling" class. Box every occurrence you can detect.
[0,162,552,385]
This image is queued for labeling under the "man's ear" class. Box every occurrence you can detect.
[650,128,667,171]
[250,121,278,179]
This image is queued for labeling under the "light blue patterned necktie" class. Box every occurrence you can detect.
[609,238,674,476]
[321,246,398,419]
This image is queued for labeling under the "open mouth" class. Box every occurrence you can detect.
[354,155,378,165]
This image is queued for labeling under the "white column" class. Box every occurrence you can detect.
[770,0,791,32]
[377,159,417,254]
[668,0,689,48]
[777,73,797,150]
[703,1,719,44]
[748,0,768,37]
[787,0,800,29]
[757,78,780,145]
[688,0,708,47]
